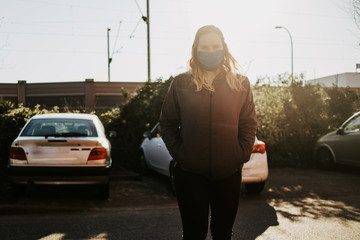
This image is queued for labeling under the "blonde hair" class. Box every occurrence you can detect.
[188,25,246,92]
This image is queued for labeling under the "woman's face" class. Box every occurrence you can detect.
[197,33,223,53]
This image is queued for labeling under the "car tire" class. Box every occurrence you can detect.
[316,148,334,169]
[140,152,150,175]
[245,181,265,194]
[11,183,26,198]
[98,182,110,200]
[169,161,176,196]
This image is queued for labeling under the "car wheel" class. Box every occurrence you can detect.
[140,152,150,175]
[98,182,110,200]
[316,148,334,169]
[11,183,26,198]
[245,181,265,194]
[169,161,176,195]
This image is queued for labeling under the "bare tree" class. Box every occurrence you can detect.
[351,0,360,30]
[338,0,360,30]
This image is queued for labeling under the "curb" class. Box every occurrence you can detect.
[110,168,142,181]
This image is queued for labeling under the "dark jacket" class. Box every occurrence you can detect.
[160,71,257,180]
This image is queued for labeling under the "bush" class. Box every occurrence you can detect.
[0,99,60,166]
[254,73,360,167]
[102,78,172,170]
[103,73,360,169]
[279,79,326,166]
[1,73,359,170]
[324,86,360,130]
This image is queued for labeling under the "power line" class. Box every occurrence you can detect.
[0,31,107,38]
[13,0,353,20]
[0,48,104,54]
[130,0,150,81]
[133,0,145,16]
[3,20,132,25]
[1,48,358,61]
[1,30,357,48]
[129,18,143,39]
[14,0,136,13]
[111,21,123,58]
[274,10,352,19]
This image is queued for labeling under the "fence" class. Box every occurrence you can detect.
[0,79,145,112]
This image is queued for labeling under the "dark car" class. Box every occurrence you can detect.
[314,111,360,168]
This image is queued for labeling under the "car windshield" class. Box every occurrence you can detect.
[21,118,98,137]
[344,114,360,133]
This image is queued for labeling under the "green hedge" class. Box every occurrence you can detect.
[100,78,172,170]
[254,73,359,167]
[0,102,60,166]
[1,73,359,170]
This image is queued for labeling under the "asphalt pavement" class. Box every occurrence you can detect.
[0,167,360,240]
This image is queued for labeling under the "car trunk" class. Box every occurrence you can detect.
[18,138,100,166]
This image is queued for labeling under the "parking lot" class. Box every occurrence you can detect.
[0,167,360,239]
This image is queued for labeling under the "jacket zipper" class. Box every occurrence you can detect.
[209,90,212,178]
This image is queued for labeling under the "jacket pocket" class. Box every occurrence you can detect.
[237,141,253,164]
[235,141,247,164]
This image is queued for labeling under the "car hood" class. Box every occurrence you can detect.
[317,130,337,143]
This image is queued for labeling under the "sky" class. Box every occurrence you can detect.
[0,0,359,85]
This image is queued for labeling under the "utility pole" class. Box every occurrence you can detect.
[146,0,150,82]
[134,0,151,82]
[107,28,111,82]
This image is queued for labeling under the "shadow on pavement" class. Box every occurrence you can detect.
[0,208,183,240]
[233,194,279,240]
[264,167,360,222]
[0,190,279,240]
[1,167,360,239]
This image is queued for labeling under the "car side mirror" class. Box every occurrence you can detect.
[108,131,117,138]
[336,128,344,135]
[143,131,151,138]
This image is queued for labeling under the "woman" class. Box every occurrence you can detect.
[160,25,257,240]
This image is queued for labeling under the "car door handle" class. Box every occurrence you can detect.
[156,144,162,148]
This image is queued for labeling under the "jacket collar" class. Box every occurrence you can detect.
[212,69,227,86]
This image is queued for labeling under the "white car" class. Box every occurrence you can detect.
[140,123,268,193]
[8,113,112,199]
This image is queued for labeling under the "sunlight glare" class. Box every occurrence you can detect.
[89,233,109,240]
[37,232,108,240]
[38,233,66,240]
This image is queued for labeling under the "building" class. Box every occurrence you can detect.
[306,72,360,91]
[0,79,145,112]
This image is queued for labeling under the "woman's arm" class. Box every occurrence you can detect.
[238,78,257,163]
[159,79,182,158]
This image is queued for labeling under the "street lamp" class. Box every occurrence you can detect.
[275,26,293,79]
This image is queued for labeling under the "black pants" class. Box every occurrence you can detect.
[173,165,242,240]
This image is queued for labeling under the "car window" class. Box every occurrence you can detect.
[156,125,161,135]
[150,124,161,138]
[153,123,181,138]
[344,115,360,134]
[21,118,98,137]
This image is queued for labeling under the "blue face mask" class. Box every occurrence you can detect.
[197,50,225,71]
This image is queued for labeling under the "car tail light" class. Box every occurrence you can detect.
[9,147,27,160]
[88,148,107,160]
[252,143,266,154]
